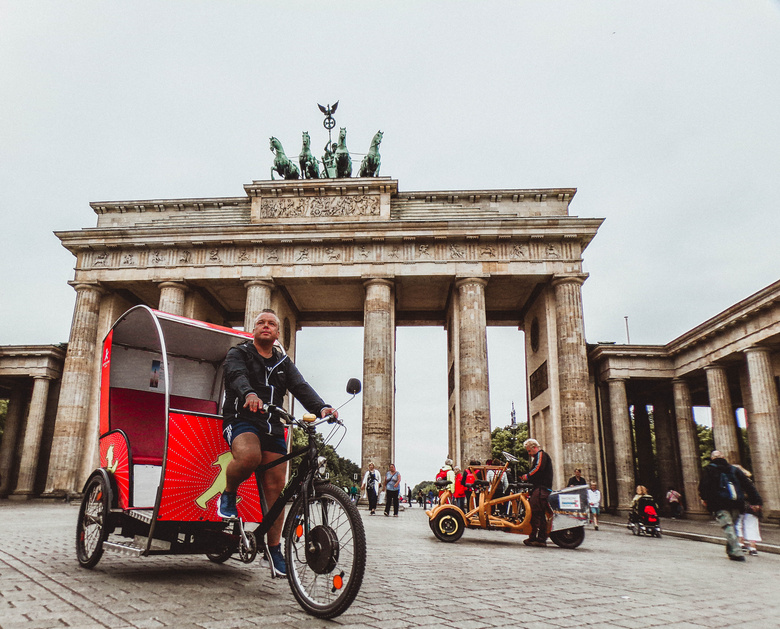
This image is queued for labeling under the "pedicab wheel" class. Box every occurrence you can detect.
[76,474,110,568]
[431,507,465,543]
[549,526,585,549]
[207,537,234,563]
[284,484,366,619]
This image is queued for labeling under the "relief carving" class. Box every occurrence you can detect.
[122,253,135,265]
[481,246,496,258]
[511,244,527,259]
[151,250,165,264]
[324,246,341,261]
[450,244,465,259]
[259,195,379,219]
[209,249,220,262]
[545,244,559,259]
[296,248,309,262]
[418,244,431,258]
[94,252,108,266]
[237,249,250,262]
[179,250,192,264]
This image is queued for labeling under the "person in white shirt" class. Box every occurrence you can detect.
[360,462,381,515]
[587,480,602,530]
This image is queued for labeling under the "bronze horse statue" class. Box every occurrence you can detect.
[334,127,352,178]
[359,130,383,177]
[270,137,300,180]
[298,131,319,179]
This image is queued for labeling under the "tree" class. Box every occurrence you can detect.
[289,427,361,490]
[490,422,529,478]
[696,424,713,469]
[0,398,7,443]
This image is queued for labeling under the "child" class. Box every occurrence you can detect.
[587,480,601,530]
[734,465,763,556]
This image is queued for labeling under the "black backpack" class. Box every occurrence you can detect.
[716,465,744,503]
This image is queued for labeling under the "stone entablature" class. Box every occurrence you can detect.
[0,345,66,380]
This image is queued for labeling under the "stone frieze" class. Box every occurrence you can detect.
[259,195,380,219]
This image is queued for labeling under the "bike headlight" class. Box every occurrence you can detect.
[317,456,327,476]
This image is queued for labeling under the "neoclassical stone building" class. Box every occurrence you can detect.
[589,279,780,520]
[2,177,601,499]
[1,176,777,523]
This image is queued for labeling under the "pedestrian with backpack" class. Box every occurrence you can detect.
[698,450,762,561]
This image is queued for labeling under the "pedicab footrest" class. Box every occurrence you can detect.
[103,540,146,556]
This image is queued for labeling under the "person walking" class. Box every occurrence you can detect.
[666,486,683,519]
[698,450,762,562]
[587,480,601,530]
[566,468,587,487]
[384,463,401,517]
[521,438,553,548]
[361,462,381,515]
[734,465,764,556]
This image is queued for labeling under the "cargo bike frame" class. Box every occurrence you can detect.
[76,306,366,619]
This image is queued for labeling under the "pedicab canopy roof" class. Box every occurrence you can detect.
[109,306,252,365]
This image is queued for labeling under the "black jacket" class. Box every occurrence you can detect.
[698,457,762,513]
[525,449,554,490]
[222,341,328,437]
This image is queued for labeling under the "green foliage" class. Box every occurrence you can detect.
[289,427,361,490]
[0,398,7,442]
[490,423,529,477]
[412,481,437,497]
[696,424,714,468]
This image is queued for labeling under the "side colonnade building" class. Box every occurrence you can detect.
[589,279,780,521]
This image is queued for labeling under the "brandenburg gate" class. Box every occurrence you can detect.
[45,177,603,496]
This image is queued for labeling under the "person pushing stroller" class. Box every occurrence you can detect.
[627,485,661,537]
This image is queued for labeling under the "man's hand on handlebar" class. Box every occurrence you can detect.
[243,392,263,413]
[321,407,338,421]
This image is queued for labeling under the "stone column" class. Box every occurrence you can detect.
[607,378,634,511]
[672,378,706,516]
[44,283,103,496]
[455,278,491,465]
[244,280,275,331]
[0,386,27,496]
[633,401,655,489]
[653,394,680,503]
[157,281,187,316]
[705,365,740,464]
[744,346,780,515]
[552,275,596,481]
[361,279,395,473]
[13,377,52,497]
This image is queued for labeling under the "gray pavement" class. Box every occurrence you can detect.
[1,500,779,629]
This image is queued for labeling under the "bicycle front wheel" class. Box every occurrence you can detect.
[284,483,366,618]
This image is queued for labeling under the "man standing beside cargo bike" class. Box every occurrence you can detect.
[218,309,337,576]
[521,438,554,547]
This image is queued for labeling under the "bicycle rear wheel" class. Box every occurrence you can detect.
[284,483,366,619]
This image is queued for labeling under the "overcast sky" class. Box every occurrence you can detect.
[2,1,779,490]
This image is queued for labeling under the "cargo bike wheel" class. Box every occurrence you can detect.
[549,526,585,549]
[284,484,366,619]
[430,506,466,542]
[76,473,112,568]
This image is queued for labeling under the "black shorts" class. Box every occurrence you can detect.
[223,420,287,454]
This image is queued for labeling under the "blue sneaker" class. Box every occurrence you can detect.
[268,544,286,576]
[217,492,238,519]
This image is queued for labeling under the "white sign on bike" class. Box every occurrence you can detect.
[559,494,581,510]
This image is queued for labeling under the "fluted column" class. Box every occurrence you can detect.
[361,279,395,473]
[0,386,27,496]
[705,365,740,464]
[552,275,596,481]
[157,281,187,316]
[13,377,52,496]
[455,278,491,465]
[672,378,706,516]
[607,378,634,510]
[652,396,680,502]
[244,280,275,331]
[744,346,780,515]
[44,283,103,496]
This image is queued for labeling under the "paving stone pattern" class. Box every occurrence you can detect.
[1,502,779,628]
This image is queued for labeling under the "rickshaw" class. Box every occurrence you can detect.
[426,452,587,549]
[76,306,366,618]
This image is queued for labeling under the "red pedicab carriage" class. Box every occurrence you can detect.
[76,306,365,618]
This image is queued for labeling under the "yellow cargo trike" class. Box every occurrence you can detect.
[426,452,587,549]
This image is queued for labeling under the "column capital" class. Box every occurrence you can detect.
[67,281,105,295]
[550,273,588,288]
[243,278,275,289]
[703,363,727,372]
[743,344,771,356]
[672,377,689,385]
[606,377,627,383]
[363,277,395,289]
[454,276,488,289]
[158,280,188,290]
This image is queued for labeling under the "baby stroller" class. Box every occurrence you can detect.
[627,495,662,537]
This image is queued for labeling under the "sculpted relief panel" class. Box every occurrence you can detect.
[82,239,575,271]
[259,195,380,219]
